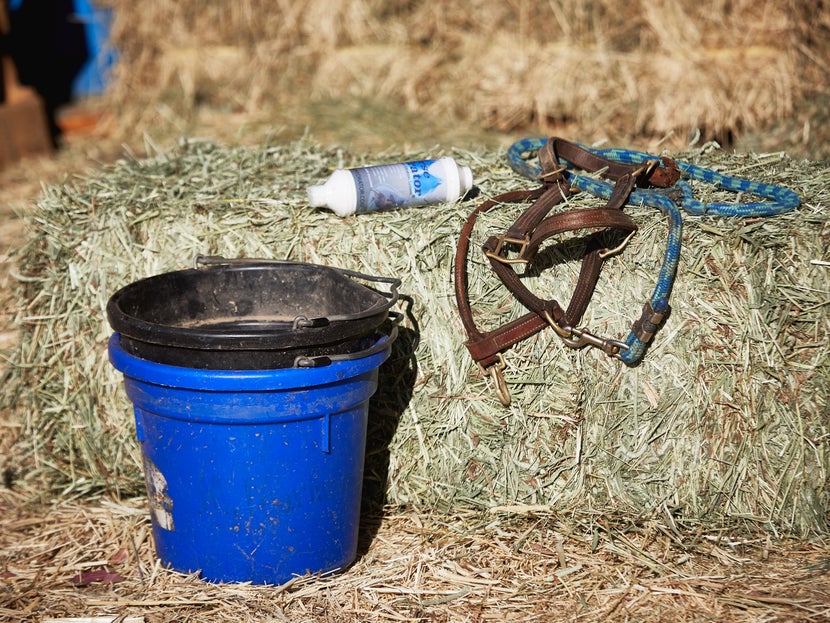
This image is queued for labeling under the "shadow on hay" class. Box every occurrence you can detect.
[523,229,629,278]
[517,228,671,363]
[356,295,419,557]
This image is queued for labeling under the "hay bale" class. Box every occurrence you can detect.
[4,137,828,536]
[98,1,821,150]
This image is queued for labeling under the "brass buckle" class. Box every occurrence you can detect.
[634,159,660,180]
[483,234,531,265]
[478,354,511,406]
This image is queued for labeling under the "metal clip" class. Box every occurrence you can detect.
[478,354,511,406]
[544,313,628,359]
[562,327,628,358]
[567,328,628,357]
[483,234,531,265]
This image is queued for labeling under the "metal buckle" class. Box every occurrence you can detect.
[483,234,531,265]
[478,354,511,406]
[634,159,660,180]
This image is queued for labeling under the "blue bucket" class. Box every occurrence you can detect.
[108,328,394,585]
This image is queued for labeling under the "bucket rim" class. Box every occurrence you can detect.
[106,259,401,351]
[108,330,394,392]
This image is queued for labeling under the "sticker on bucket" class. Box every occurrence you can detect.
[143,455,175,531]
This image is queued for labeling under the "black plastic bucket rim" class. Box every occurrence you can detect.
[106,256,401,369]
[113,317,399,371]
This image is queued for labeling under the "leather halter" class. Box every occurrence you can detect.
[453,138,679,405]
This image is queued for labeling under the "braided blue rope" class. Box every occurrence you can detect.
[507,138,800,215]
[505,137,800,364]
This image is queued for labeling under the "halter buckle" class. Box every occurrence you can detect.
[484,234,531,265]
[633,159,660,181]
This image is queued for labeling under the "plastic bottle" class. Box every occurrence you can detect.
[307,156,474,217]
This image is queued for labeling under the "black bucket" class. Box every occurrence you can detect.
[106,256,400,369]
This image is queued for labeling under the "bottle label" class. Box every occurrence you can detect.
[351,159,447,213]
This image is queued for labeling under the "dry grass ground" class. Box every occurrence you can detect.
[2,485,829,623]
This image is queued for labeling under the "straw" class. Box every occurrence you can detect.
[92,0,828,157]
[1,484,828,622]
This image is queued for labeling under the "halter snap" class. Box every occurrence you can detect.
[544,311,628,359]
[478,354,511,406]
[558,327,628,358]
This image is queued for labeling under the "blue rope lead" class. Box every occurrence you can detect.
[507,138,801,216]
[505,137,800,364]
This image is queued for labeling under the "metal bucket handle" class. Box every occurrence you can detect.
[292,311,402,368]
[194,254,401,328]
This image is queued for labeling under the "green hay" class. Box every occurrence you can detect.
[3,137,828,536]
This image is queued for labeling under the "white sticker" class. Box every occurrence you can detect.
[143,455,175,531]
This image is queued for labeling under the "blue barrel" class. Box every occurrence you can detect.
[108,330,393,584]
[69,0,117,98]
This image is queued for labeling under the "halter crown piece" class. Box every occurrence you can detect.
[453,137,800,405]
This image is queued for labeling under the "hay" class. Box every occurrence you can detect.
[2,136,827,538]
[2,485,829,622]
[96,0,825,153]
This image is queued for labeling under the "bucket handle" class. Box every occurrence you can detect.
[292,312,402,368]
[194,255,401,326]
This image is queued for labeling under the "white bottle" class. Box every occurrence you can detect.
[307,156,474,217]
